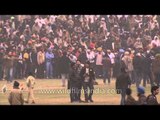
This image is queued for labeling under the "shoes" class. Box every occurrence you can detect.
[71,101,79,103]
[24,100,29,104]
[89,99,94,102]
[84,100,89,103]
[79,100,85,103]
[24,100,35,104]
[94,81,98,85]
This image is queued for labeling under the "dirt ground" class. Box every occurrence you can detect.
[0,79,159,105]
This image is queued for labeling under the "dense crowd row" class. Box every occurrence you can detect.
[0,15,160,88]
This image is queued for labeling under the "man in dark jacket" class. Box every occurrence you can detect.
[59,52,70,87]
[116,67,131,105]
[102,55,112,84]
[75,60,84,102]
[133,53,143,88]
[78,49,88,65]
[141,53,153,87]
[68,62,79,103]
[30,49,37,77]
[80,61,95,102]
[152,54,160,87]
[147,86,159,105]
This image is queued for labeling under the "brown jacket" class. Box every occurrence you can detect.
[138,94,147,105]
[37,51,45,65]
[152,59,160,74]
[125,95,138,105]
[8,89,24,105]
[146,94,159,105]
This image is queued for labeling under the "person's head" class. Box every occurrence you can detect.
[11,16,15,21]
[35,21,38,25]
[124,51,129,56]
[126,88,132,96]
[87,49,91,54]
[76,60,81,65]
[32,48,36,53]
[136,38,141,42]
[85,61,90,68]
[63,52,67,56]
[107,49,111,54]
[0,48,4,53]
[97,47,102,53]
[70,54,73,59]
[13,81,20,89]
[119,49,125,53]
[71,62,76,69]
[155,53,160,60]
[8,51,12,56]
[28,72,33,76]
[154,36,158,40]
[151,86,159,95]
[137,86,145,96]
[78,48,82,52]
[26,24,30,29]
[136,52,141,57]
[48,48,52,53]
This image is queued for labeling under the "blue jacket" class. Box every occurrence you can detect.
[45,52,54,62]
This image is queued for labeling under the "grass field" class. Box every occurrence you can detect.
[0,79,159,105]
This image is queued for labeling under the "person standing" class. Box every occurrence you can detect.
[45,48,54,79]
[116,67,131,105]
[133,53,143,88]
[152,54,160,87]
[102,55,112,85]
[95,49,103,78]
[23,49,30,78]
[8,81,24,105]
[86,49,95,69]
[4,52,17,83]
[107,49,115,78]
[75,60,84,102]
[122,51,134,83]
[68,63,79,103]
[25,72,36,104]
[78,49,88,65]
[30,49,37,77]
[141,53,153,87]
[80,61,95,102]
[15,52,23,79]
[59,52,70,87]
[37,48,45,79]
[0,48,4,80]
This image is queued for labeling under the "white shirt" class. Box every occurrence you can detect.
[95,53,103,65]
[151,39,160,47]
[108,53,115,64]
[86,51,95,63]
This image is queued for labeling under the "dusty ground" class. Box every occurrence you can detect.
[0,79,159,105]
